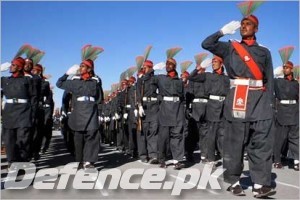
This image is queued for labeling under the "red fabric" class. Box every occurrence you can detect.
[167,71,177,78]
[81,73,90,80]
[144,60,153,68]
[242,14,259,26]
[12,73,21,78]
[284,61,294,69]
[286,74,293,81]
[82,59,94,69]
[128,76,136,83]
[167,58,177,66]
[12,57,25,69]
[33,64,43,72]
[242,39,256,46]
[215,68,223,75]
[231,41,263,80]
[233,84,249,111]
[181,71,190,78]
[213,55,223,63]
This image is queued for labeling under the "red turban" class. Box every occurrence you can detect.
[181,71,190,78]
[284,61,294,69]
[81,59,94,69]
[144,60,153,68]
[242,14,259,27]
[167,58,177,66]
[12,57,25,69]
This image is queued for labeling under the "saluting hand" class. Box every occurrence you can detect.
[66,64,80,75]
[220,21,241,35]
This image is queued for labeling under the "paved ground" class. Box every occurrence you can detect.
[1,131,299,199]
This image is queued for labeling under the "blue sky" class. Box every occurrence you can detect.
[1,1,299,109]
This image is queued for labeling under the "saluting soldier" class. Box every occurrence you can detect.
[56,45,104,169]
[152,47,185,170]
[186,54,210,163]
[1,55,36,166]
[273,46,299,171]
[202,1,275,197]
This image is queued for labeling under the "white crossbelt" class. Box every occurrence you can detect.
[77,96,95,102]
[6,98,28,103]
[280,100,297,104]
[193,98,208,103]
[209,95,226,101]
[163,96,180,102]
[230,79,263,87]
[125,104,131,108]
[142,97,158,102]
[43,104,51,108]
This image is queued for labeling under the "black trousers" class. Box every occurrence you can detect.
[128,120,137,155]
[273,122,299,162]
[158,125,184,162]
[4,127,31,163]
[207,121,225,161]
[138,121,158,159]
[223,119,273,186]
[74,129,100,163]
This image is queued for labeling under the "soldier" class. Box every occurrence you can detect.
[31,63,51,160]
[136,60,159,164]
[273,59,299,171]
[56,45,104,169]
[126,76,138,158]
[152,49,185,170]
[186,55,210,163]
[1,56,36,166]
[60,90,75,156]
[202,4,276,197]
[192,56,230,165]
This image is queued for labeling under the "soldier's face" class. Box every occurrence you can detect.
[283,66,293,76]
[166,61,175,72]
[9,63,19,73]
[24,60,33,72]
[212,59,222,71]
[31,68,41,75]
[240,19,257,39]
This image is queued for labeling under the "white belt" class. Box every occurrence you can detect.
[125,104,131,108]
[230,79,263,87]
[280,100,297,104]
[163,96,180,102]
[6,98,28,103]
[142,97,158,102]
[209,95,226,101]
[43,104,51,108]
[77,96,95,102]
[193,98,208,103]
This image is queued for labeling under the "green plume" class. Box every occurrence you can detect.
[26,46,42,59]
[81,45,104,61]
[180,61,193,73]
[32,51,45,66]
[279,46,294,64]
[194,53,208,66]
[135,55,144,71]
[14,44,32,59]
[126,66,137,78]
[166,47,182,59]
[293,65,299,82]
[143,45,152,61]
[237,0,264,16]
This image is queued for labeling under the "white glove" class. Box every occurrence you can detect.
[274,66,283,78]
[1,62,10,72]
[115,113,120,120]
[139,106,145,117]
[134,109,138,117]
[112,116,116,121]
[66,64,80,75]
[220,21,241,35]
[200,58,212,69]
[123,113,128,119]
[100,117,104,122]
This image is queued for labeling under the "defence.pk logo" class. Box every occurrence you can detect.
[4,162,225,195]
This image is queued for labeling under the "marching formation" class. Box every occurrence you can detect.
[1,1,299,199]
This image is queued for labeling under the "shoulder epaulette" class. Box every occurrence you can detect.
[24,74,33,78]
[71,76,81,80]
[91,77,100,83]
[229,39,241,43]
